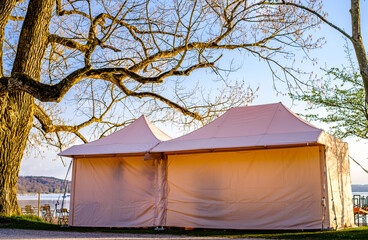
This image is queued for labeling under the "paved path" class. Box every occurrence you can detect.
[0,229,273,240]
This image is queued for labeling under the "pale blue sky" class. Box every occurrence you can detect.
[20,1,368,184]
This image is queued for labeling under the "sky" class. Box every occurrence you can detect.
[19,0,368,185]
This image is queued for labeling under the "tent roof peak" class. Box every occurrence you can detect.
[151,102,323,153]
[59,115,171,157]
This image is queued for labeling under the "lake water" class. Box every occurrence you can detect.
[353,192,368,196]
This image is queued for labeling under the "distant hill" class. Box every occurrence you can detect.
[352,184,368,192]
[17,176,71,194]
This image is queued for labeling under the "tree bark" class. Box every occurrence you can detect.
[0,0,17,77]
[0,93,34,215]
[0,0,54,216]
[350,0,368,104]
[0,0,17,118]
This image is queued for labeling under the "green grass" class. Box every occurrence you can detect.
[0,216,367,239]
[0,215,57,231]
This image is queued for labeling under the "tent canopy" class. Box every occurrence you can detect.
[65,103,354,230]
[152,102,323,153]
[59,115,171,157]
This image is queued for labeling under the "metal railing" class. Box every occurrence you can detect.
[353,194,368,226]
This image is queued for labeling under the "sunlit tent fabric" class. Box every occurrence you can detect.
[59,116,171,227]
[152,102,323,152]
[59,115,170,157]
[150,102,354,230]
[61,103,354,230]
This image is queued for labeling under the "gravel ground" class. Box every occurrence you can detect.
[0,228,273,240]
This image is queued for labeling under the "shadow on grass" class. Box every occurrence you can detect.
[1,216,367,239]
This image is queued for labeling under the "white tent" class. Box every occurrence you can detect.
[59,116,170,227]
[149,102,354,230]
[61,103,354,230]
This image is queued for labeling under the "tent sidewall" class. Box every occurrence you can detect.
[164,146,325,229]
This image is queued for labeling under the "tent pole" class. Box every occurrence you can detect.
[70,159,77,226]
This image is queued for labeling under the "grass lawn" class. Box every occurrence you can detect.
[0,215,367,239]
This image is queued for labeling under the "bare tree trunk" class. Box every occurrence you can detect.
[0,93,34,215]
[0,0,17,77]
[350,0,368,104]
[0,0,17,117]
[0,0,54,216]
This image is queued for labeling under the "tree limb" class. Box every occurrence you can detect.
[48,34,89,52]
[0,67,90,102]
[56,0,91,19]
[0,56,215,102]
[350,0,368,104]
[263,1,353,41]
[107,75,201,120]
[34,103,102,138]
[9,16,25,21]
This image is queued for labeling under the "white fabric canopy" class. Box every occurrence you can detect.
[63,103,354,230]
[152,102,323,153]
[59,116,171,157]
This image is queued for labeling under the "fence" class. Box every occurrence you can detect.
[18,193,69,225]
[353,194,368,226]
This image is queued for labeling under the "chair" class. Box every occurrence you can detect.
[56,208,69,225]
[24,205,35,215]
[40,204,53,223]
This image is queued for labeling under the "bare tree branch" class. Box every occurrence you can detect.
[9,16,25,21]
[263,1,352,41]
[48,34,89,52]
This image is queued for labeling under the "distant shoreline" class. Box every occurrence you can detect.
[17,176,71,194]
[352,184,368,192]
